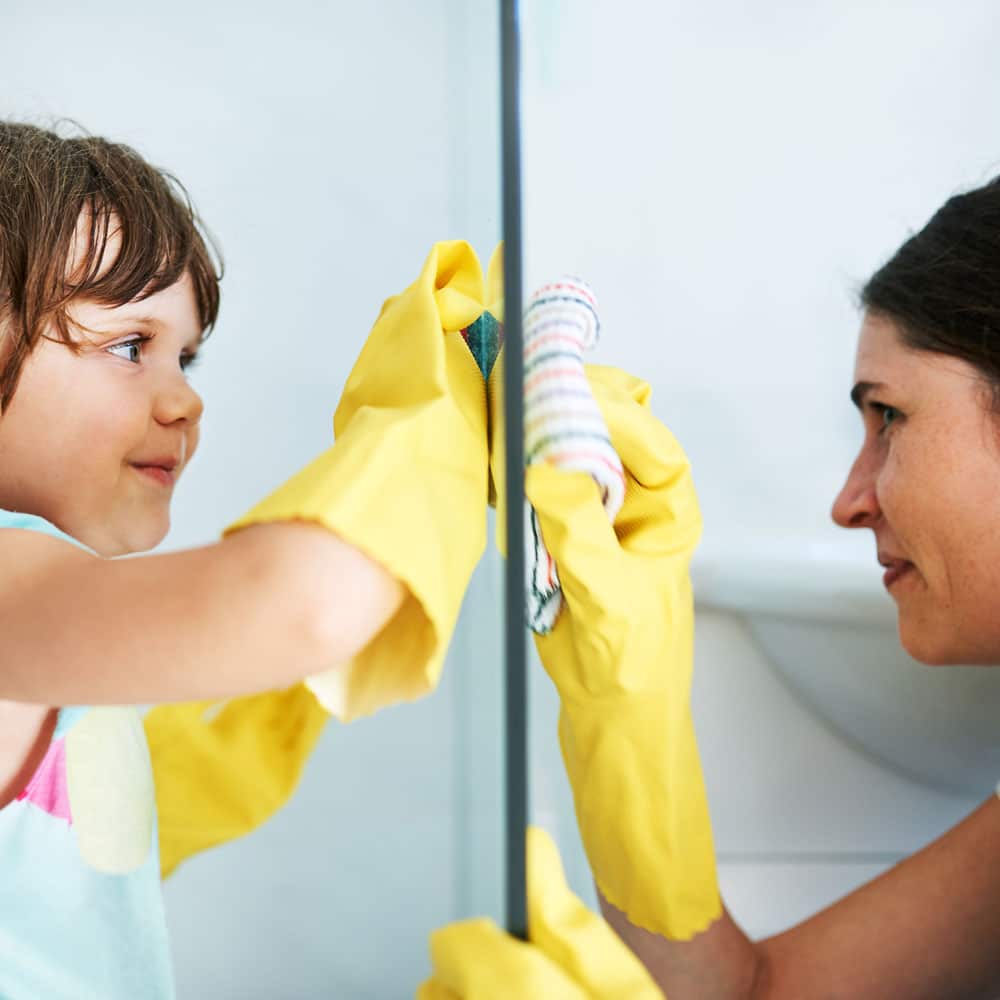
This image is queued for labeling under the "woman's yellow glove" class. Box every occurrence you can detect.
[523,365,721,940]
[144,684,328,878]
[417,827,662,999]
[226,241,492,721]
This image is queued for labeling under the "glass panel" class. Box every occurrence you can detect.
[517,0,1000,938]
[0,1,503,995]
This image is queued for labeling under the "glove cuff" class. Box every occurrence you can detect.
[558,699,722,940]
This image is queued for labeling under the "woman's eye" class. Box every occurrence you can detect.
[106,337,148,364]
[876,404,900,430]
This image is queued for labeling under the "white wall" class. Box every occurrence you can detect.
[520,0,992,937]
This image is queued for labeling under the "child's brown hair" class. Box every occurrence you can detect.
[0,121,222,411]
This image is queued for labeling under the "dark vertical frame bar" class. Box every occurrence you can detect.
[500,0,528,941]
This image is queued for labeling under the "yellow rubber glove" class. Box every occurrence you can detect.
[522,365,721,940]
[417,827,662,999]
[144,684,328,878]
[226,240,492,721]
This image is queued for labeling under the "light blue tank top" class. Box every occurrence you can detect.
[0,509,175,999]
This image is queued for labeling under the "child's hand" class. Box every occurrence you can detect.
[226,242,495,721]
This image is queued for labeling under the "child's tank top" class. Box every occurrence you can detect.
[0,508,174,999]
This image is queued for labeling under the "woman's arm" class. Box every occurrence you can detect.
[0,521,403,704]
[599,794,1000,1000]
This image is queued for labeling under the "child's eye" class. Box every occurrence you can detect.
[106,336,150,364]
[179,351,200,374]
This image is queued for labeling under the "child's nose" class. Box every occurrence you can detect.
[154,370,204,427]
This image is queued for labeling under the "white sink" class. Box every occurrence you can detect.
[691,535,1000,797]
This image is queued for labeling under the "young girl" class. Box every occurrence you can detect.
[0,121,491,997]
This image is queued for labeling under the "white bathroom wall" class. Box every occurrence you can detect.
[1,1,502,996]
[520,0,992,937]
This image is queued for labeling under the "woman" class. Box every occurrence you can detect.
[421,177,1000,998]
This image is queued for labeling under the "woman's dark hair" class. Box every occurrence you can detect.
[0,120,222,411]
[861,175,1000,409]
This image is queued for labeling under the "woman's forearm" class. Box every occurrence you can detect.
[599,795,1000,1000]
[599,892,761,999]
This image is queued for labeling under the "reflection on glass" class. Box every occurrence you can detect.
[518,0,1000,956]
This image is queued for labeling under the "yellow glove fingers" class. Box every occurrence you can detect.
[433,240,488,330]
[145,683,328,878]
[335,242,485,429]
[419,831,662,999]
[426,919,590,999]
[581,364,651,408]
[525,462,622,598]
[527,828,663,999]
[416,980,460,1000]
[485,243,505,322]
[208,683,328,792]
[527,463,670,699]
[587,369,702,560]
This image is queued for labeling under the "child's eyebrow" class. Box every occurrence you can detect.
[107,314,163,329]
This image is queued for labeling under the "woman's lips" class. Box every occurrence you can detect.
[883,561,915,589]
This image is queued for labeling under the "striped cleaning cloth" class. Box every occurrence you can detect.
[524,277,625,634]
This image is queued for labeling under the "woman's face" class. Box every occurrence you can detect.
[832,313,1000,665]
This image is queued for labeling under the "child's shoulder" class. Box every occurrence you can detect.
[0,508,88,547]
[0,509,95,618]
[0,509,94,569]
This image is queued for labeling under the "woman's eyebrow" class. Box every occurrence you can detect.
[850,380,888,410]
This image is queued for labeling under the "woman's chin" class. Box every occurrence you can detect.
[897,620,949,666]
[898,621,979,667]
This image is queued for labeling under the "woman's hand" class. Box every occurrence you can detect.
[523,365,720,940]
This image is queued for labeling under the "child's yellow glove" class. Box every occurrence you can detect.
[417,827,662,999]
[521,365,721,940]
[226,240,494,721]
[144,684,328,879]
[487,345,508,554]
[147,243,502,876]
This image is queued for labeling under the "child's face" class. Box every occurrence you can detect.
[0,272,204,556]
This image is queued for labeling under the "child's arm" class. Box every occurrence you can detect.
[0,521,402,704]
[0,240,491,714]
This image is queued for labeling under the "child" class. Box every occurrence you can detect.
[0,121,491,997]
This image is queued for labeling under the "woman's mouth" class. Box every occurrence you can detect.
[881,559,915,590]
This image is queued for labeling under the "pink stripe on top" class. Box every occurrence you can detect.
[16,736,73,824]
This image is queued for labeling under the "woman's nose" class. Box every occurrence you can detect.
[154,368,204,427]
[831,448,881,529]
